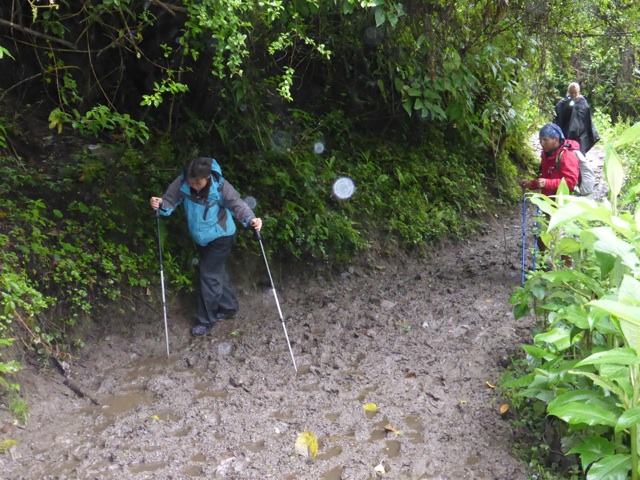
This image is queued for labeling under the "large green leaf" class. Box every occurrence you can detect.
[547,389,601,411]
[619,276,640,304]
[561,305,591,330]
[556,236,580,255]
[574,348,640,368]
[500,371,537,389]
[590,227,639,272]
[534,328,571,352]
[569,370,627,402]
[615,406,640,432]
[595,251,617,278]
[530,194,556,216]
[548,202,587,231]
[586,454,631,480]
[522,344,557,361]
[613,122,640,148]
[548,401,619,427]
[590,298,640,352]
[566,435,615,470]
[575,202,627,233]
[604,144,624,201]
[555,179,570,202]
[514,301,530,320]
[540,270,601,293]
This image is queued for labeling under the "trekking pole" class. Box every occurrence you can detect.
[521,194,527,285]
[156,211,170,358]
[253,228,298,372]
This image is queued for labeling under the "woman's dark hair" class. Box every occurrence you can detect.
[185,157,212,181]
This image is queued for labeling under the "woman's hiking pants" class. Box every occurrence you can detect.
[196,234,239,326]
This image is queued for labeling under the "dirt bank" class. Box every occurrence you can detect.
[0,143,606,480]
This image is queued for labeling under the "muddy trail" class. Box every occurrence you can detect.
[1,144,606,480]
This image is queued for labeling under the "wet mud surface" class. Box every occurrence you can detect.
[1,143,606,480]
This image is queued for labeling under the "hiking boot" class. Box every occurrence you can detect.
[191,322,215,336]
[215,310,237,321]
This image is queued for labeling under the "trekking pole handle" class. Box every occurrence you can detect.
[252,225,262,241]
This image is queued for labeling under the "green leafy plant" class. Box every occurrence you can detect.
[49,105,150,144]
[0,124,6,149]
[0,151,162,355]
[9,396,29,425]
[503,122,640,479]
[0,439,17,454]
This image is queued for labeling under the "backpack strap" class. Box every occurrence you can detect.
[554,144,571,172]
[180,170,225,220]
[554,144,582,193]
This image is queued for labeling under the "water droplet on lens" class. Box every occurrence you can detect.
[244,196,257,209]
[313,142,325,154]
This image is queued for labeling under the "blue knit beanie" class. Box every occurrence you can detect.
[539,123,565,141]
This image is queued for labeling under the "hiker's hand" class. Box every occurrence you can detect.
[536,178,546,188]
[250,217,262,232]
[150,197,162,211]
[520,180,537,190]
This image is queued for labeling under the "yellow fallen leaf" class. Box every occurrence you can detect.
[385,425,402,435]
[363,403,378,412]
[294,431,318,460]
[499,404,510,414]
[485,381,495,389]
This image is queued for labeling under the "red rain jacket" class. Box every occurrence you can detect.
[539,139,580,196]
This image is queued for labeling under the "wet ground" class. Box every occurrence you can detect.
[0,142,606,480]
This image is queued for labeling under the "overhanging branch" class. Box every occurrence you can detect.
[0,18,77,50]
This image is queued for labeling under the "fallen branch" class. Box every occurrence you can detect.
[63,378,101,406]
[50,356,101,405]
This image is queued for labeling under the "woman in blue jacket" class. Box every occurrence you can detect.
[150,157,262,336]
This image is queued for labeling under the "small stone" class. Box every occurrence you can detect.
[218,342,233,356]
[380,299,396,310]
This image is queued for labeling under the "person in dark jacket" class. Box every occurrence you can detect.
[553,82,600,155]
[521,123,579,266]
[150,157,262,336]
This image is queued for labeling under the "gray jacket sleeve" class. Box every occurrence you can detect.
[221,181,255,227]
[159,176,184,214]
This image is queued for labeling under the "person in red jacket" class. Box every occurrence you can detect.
[521,122,580,265]
[521,122,580,196]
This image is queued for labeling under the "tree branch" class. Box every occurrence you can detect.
[0,18,77,50]
[150,0,187,15]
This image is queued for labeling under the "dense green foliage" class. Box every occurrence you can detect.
[0,0,639,447]
[503,121,640,479]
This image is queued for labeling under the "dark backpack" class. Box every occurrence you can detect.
[555,144,595,196]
